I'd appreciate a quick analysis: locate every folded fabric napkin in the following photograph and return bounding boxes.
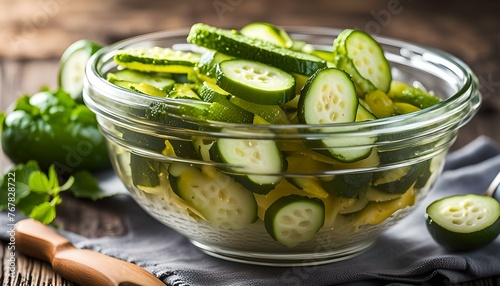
[2,136,500,286]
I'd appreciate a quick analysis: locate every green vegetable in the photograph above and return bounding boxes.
[209,133,285,194]
[114,46,200,74]
[0,88,110,173]
[264,194,325,247]
[0,160,112,224]
[240,22,293,48]
[169,164,258,229]
[333,29,392,94]
[58,39,102,103]
[426,194,500,251]
[216,59,296,105]
[187,23,326,76]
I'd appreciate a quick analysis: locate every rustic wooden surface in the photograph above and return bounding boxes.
[1,0,499,285]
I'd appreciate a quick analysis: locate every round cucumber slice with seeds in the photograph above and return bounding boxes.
[216,59,295,105]
[58,39,102,103]
[209,131,285,194]
[426,194,500,251]
[298,67,373,162]
[333,29,392,94]
[264,194,325,247]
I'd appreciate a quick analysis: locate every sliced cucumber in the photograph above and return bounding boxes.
[192,136,215,161]
[216,59,295,105]
[168,83,202,100]
[114,47,200,74]
[199,81,231,103]
[338,192,370,215]
[264,194,325,247]
[298,68,358,125]
[130,153,161,189]
[131,82,168,97]
[229,96,290,124]
[286,177,329,198]
[107,69,175,92]
[372,165,421,194]
[321,173,372,198]
[333,29,391,94]
[392,87,442,109]
[197,50,234,79]
[187,23,326,76]
[365,186,402,202]
[426,194,500,251]
[298,68,374,162]
[58,39,102,103]
[209,133,285,194]
[240,22,293,48]
[206,101,254,123]
[356,99,377,121]
[163,139,199,159]
[169,164,258,229]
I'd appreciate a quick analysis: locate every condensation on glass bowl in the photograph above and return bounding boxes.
[84,27,481,266]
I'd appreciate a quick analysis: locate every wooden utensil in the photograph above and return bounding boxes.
[15,218,165,286]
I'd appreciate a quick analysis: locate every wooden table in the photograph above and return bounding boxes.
[1,0,499,285]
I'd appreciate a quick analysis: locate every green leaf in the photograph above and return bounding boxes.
[69,170,111,200]
[16,192,50,215]
[29,171,51,193]
[30,201,57,225]
[47,165,60,191]
[0,161,41,210]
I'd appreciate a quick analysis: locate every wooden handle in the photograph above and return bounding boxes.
[15,219,165,286]
[15,218,74,263]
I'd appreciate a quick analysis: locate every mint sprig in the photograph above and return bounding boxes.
[0,160,112,224]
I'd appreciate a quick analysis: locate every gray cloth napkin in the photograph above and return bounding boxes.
[2,136,500,286]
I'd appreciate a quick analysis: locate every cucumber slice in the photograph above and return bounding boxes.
[130,153,161,189]
[333,29,391,94]
[298,68,358,125]
[240,22,293,48]
[107,69,175,92]
[132,82,168,97]
[114,47,200,74]
[168,83,201,100]
[286,177,329,198]
[197,50,234,78]
[229,96,290,124]
[58,39,102,103]
[372,165,421,194]
[426,194,500,251]
[356,99,377,121]
[209,133,285,194]
[264,194,325,247]
[199,81,231,103]
[206,101,254,123]
[187,23,326,76]
[216,59,295,105]
[392,87,442,109]
[298,68,373,162]
[321,173,372,198]
[169,164,258,229]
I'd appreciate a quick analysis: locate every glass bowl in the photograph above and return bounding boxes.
[83,27,481,266]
